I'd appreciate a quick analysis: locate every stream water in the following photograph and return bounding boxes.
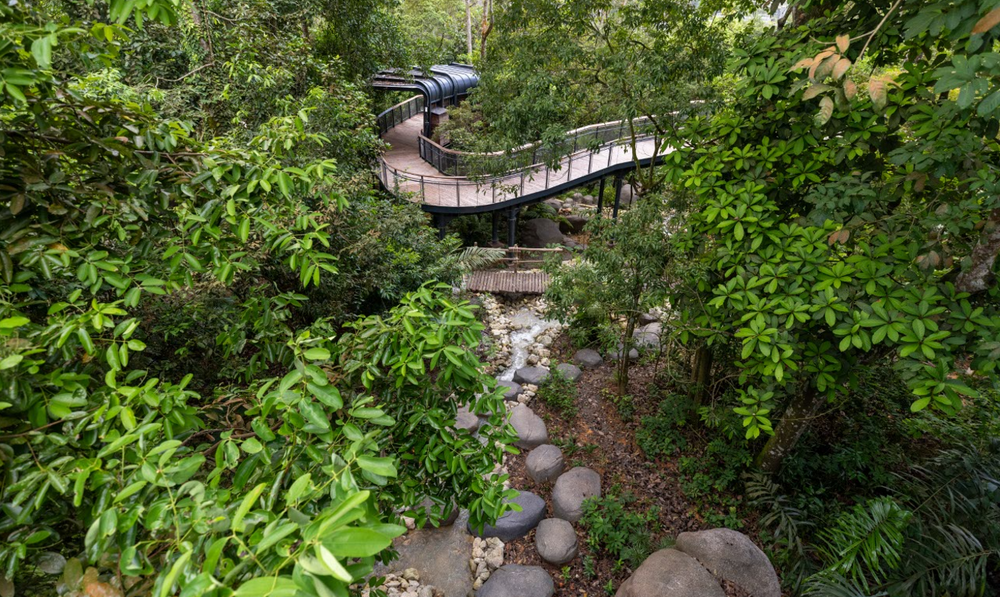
[498,309,560,382]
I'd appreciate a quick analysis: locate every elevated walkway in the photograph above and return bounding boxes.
[376,97,674,218]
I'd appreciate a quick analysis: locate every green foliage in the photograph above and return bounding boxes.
[0,3,509,595]
[636,393,691,458]
[472,0,734,154]
[817,498,912,591]
[677,435,751,528]
[537,368,578,417]
[580,489,660,571]
[664,0,1000,459]
[546,197,676,392]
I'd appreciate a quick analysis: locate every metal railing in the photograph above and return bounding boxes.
[376,95,425,136]
[416,116,660,177]
[377,122,669,209]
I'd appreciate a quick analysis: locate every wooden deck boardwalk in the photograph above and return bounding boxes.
[379,113,669,210]
[465,270,551,294]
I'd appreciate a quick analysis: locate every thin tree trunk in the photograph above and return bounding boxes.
[691,345,712,409]
[755,385,824,473]
[956,208,1000,293]
[465,0,473,58]
[189,2,214,61]
[618,314,637,393]
[480,0,492,61]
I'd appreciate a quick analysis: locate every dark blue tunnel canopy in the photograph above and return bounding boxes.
[372,63,478,108]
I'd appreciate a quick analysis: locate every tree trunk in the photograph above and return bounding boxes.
[754,385,825,473]
[189,2,214,61]
[480,0,492,61]
[691,345,712,409]
[465,0,473,58]
[617,315,637,394]
[956,208,1000,294]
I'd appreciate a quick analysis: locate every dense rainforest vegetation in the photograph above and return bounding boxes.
[2,0,1000,596]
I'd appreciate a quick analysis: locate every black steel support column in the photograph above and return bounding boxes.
[612,174,624,219]
[507,207,519,247]
[435,213,450,239]
[597,177,605,215]
[491,212,499,244]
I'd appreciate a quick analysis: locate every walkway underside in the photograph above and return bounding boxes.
[379,114,669,215]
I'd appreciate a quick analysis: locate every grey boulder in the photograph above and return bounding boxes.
[615,549,724,597]
[633,322,661,349]
[477,565,554,597]
[470,491,546,542]
[572,349,603,369]
[675,528,781,597]
[552,467,601,522]
[638,312,659,326]
[523,218,564,248]
[509,405,548,449]
[555,363,582,382]
[535,518,578,565]
[608,347,639,361]
[514,366,550,386]
[559,215,589,235]
[526,444,565,484]
[455,406,481,433]
[618,183,636,207]
[498,380,522,401]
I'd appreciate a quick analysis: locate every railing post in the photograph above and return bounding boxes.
[520,169,525,196]
[421,175,425,197]
[597,176,605,215]
[455,180,460,207]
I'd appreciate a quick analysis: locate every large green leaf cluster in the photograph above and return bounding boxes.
[666,0,1000,441]
[0,2,513,595]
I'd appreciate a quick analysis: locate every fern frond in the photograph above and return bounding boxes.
[804,571,888,597]
[890,524,990,597]
[817,498,911,589]
[452,246,505,273]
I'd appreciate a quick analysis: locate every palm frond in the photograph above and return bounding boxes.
[817,498,911,589]
[804,571,888,597]
[452,246,506,273]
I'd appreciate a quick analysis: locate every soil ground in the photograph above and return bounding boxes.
[502,332,764,596]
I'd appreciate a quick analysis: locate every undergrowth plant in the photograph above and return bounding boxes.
[580,488,662,571]
[537,368,578,417]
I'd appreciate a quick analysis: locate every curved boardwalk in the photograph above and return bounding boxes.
[378,111,670,215]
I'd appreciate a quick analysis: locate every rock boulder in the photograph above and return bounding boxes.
[514,366,550,386]
[535,518,578,565]
[522,219,564,248]
[551,467,601,522]
[498,380,522,401]
[572,349,603,369]
[526,444,565,483]
[559,215,590,235]
[470,491,546,542]
[509,405,548,449]
[555,363,582,382]
[615,549,724,597]
[675,528,781,597]
[477,565,554,597]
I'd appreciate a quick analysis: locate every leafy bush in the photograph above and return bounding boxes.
[537,368,578,417]
[0,4,512,595]
[580,489,661,571]
[636,394,692,457]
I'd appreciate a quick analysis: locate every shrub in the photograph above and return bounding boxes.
[537,368,578,417]
[636,394,692,457]
[580,489,661,571]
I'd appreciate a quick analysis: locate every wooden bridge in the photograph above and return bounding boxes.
[465,270,550,294]
[462,246,561,295]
